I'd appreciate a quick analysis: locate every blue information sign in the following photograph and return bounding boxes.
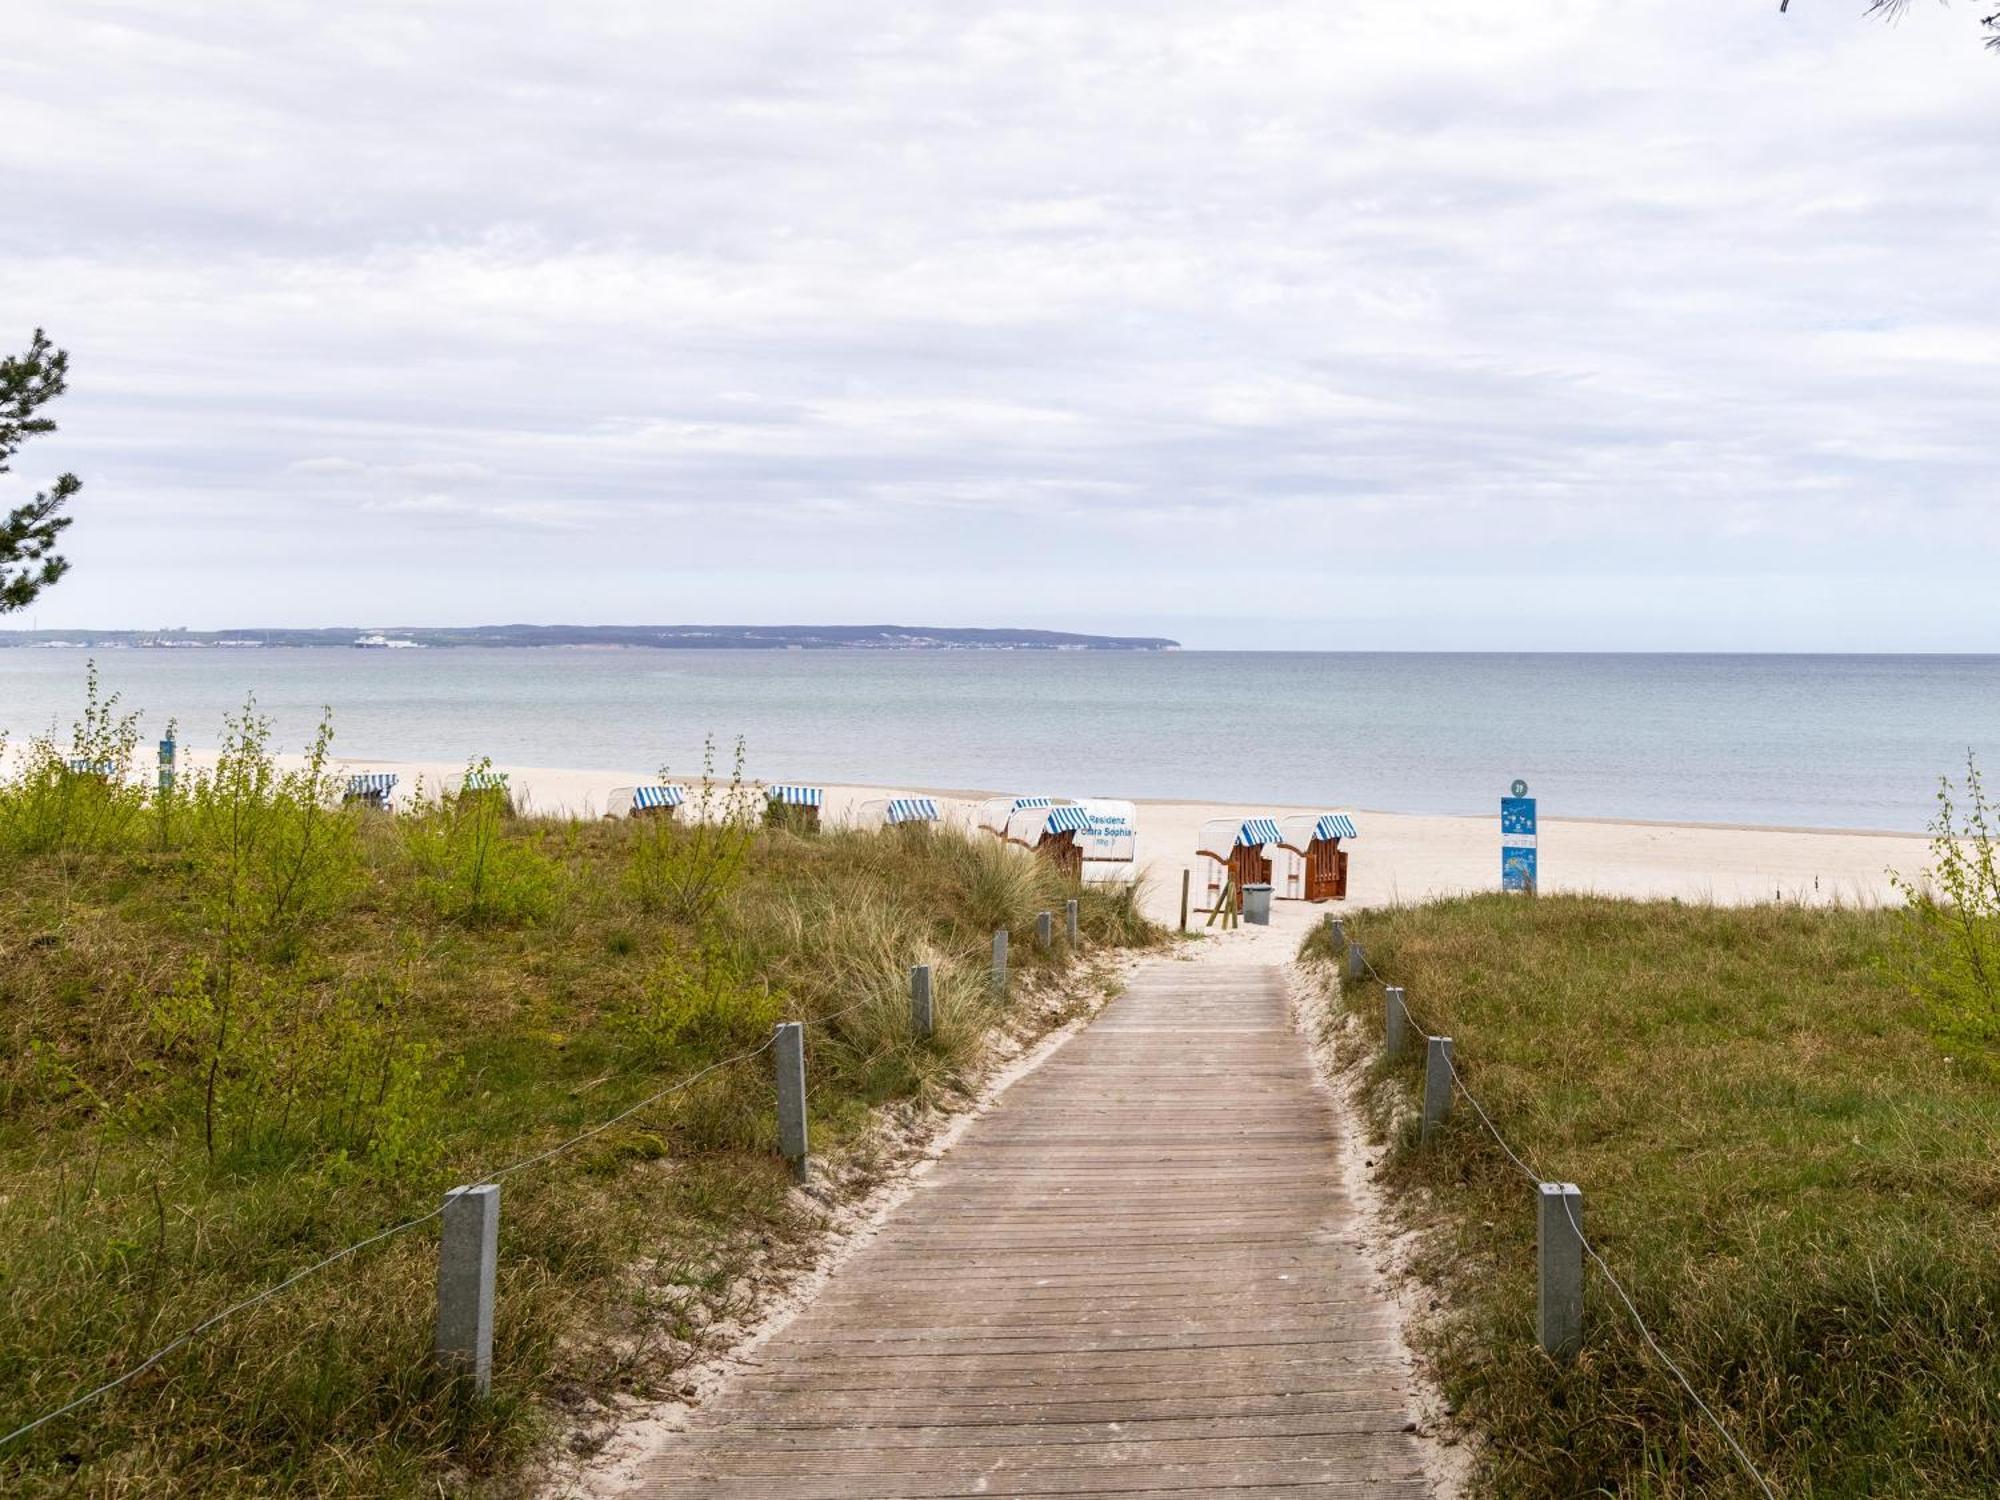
[1501,790,1537,892]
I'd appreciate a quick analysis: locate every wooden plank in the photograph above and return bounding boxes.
[625,960,1434,1498]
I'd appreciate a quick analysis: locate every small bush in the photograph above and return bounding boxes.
[1893,752,2000,1060]
[402,760,562,925]
[0,660,147,857]
[626,736,754,924]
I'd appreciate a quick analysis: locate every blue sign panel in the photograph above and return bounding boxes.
[1501,791,1537,892]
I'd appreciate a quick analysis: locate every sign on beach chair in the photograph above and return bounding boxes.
[765,783,823,833]
[344,772,398,811]
[608,784,686,820]
[1003,799,1139,884]
[1271,812,1358,902]
[1196,816,1281,912]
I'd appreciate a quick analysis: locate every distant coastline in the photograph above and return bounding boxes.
[0,623,1181,652]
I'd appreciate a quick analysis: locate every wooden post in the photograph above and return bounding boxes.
[1065,897,1079,946]
[910,964,934,1039]
[1036,911,1053,951]
[436,1183,500,1395]
[1538,1183,1585,1360]
[1385,986,1409,1059]
[774,1022,808,1182]
[1422,1036,1453,1142]
[1346,941,1365,980]
[1179,869,1190,932]
[991,929,1008,994]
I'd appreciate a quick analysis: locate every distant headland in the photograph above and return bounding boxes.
[0,624,1181,652]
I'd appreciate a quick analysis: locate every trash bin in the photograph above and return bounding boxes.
[1241,882,1274,926]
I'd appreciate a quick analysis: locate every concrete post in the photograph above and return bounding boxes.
[991,929,1009,994]
[436,1183,500,1395]
[1179,869,1190,932]
[1036,911,1053,951]
[1065,897,1079,946]
[910,964,934,1039]
[1538,1182,1585,1360]
[1385,986,1409,1059]
[774,1021,808,1182]
[1347,942,1366,981]
[1422,1036,1453,1141]
[1329,916,1345,951]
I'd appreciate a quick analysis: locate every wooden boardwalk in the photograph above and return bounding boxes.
[632,958,1433,1498]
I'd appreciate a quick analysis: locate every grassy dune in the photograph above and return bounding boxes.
[1304,895,2000,1500]
[0,710,1158,1497]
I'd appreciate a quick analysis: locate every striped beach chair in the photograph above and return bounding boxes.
[765,783,824,833]
[608,784,687,820]
[344,772,399,812]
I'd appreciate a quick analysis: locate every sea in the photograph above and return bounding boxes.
[3,648,1997,833]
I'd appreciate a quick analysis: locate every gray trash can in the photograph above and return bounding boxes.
[1241,882,1274,925]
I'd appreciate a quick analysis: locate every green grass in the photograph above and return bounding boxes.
[0,774,1159,1497]
[1302,895,2000,1500]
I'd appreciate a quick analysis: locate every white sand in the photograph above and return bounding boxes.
[295,754,1933,945]
[29,743,1927,949]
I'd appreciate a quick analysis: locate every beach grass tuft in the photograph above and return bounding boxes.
[1305,894,2000,1499]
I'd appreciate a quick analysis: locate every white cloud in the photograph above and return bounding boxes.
[2,0,1995,646]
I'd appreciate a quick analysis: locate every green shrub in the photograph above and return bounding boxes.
[1893,752,2000,1060]
[626,737,754,924]
[402,759,561,925]
[0,660,147,857]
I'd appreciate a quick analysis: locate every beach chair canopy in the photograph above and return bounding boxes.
[66,758,117,776]
[346,773,398,797]
[885,796,939,824]
[1044,805,1093,835]
[767,784,823,807]
[1011,796,1053,811]
[463,770,509,790]
[632,784,686,810]
[1314,813,1359,841]
[1238,817,1283,848]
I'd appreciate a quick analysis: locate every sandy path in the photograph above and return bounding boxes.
[610,944,1445,1498]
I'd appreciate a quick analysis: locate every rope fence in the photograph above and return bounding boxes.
[1,917,1069,1454]
[1326,916,1779,1500]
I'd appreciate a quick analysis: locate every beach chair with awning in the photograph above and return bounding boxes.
[765,783,823,833]
[1272,812,1358,902]
[344,772,398,812]
[608,784,686,820]
[65,758,118,780]
[857,795,942,829]
[975,795,1052,840]
[1196,816,1280,913]
[458,768,514,815]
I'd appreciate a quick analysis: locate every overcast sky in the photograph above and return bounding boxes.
[3,1,1995,649]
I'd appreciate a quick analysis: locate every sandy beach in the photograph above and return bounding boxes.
[133,751,1924,946]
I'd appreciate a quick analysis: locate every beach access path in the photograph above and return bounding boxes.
[621,942,1437,1499]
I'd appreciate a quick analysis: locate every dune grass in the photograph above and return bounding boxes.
[0,704,1160,1497]
[1302,895,2000,1500]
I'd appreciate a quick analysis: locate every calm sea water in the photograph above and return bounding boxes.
[2,649,1996,832]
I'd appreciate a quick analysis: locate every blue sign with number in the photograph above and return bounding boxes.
[1501,790,1537,891]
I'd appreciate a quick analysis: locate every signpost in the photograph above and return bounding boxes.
[1501,778,1537,893]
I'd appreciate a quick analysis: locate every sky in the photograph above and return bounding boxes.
[2,0,1995,650]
